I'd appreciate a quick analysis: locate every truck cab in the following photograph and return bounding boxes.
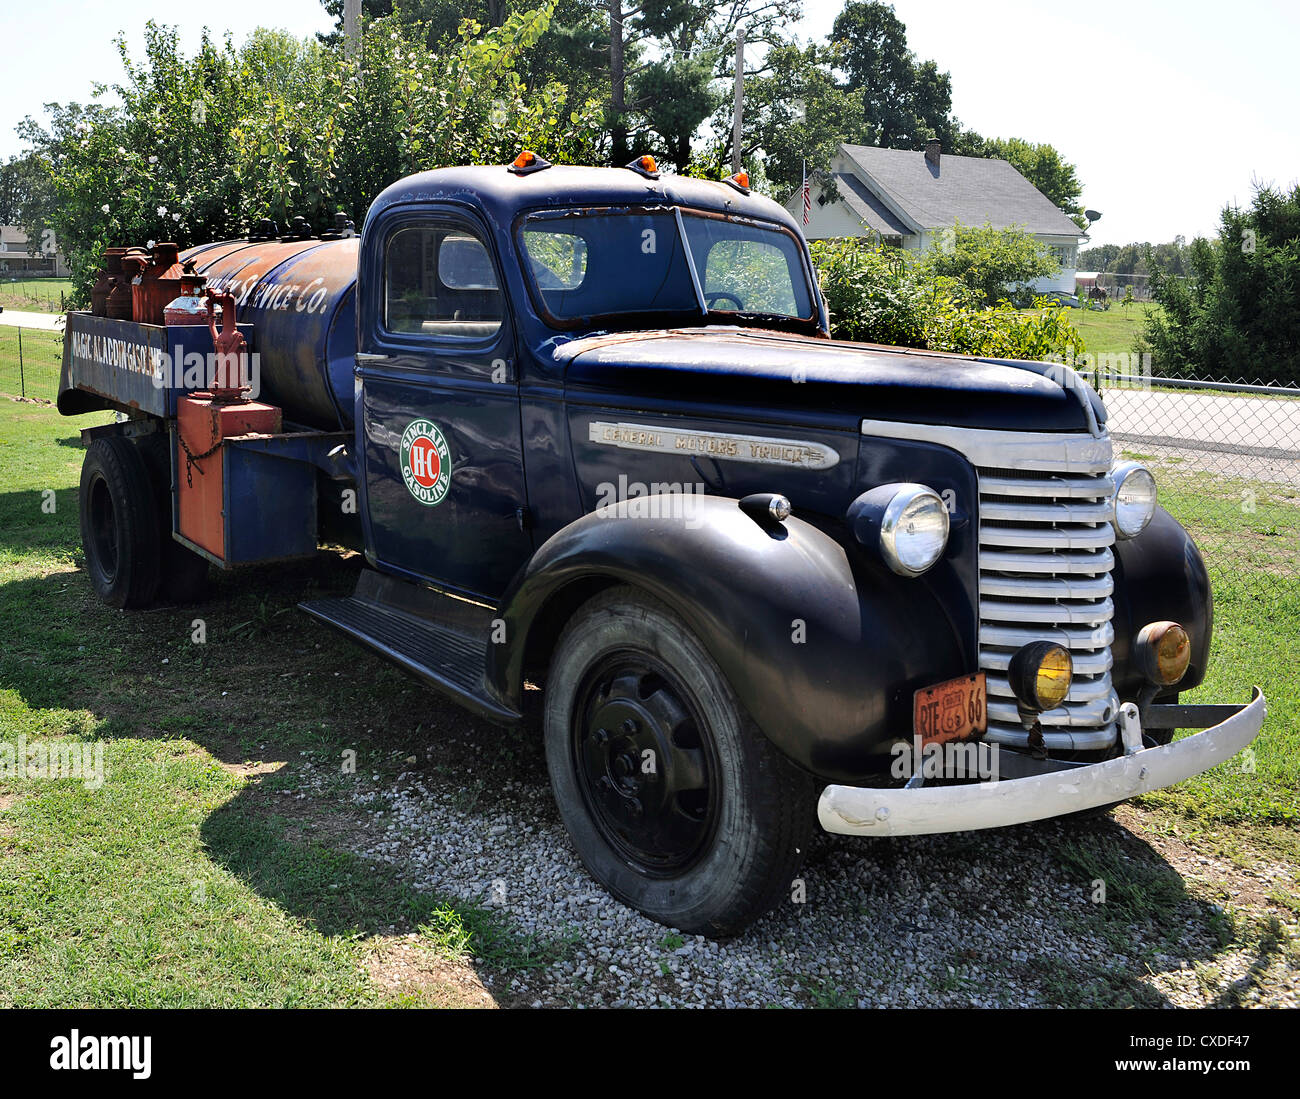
[59,157,1265,937]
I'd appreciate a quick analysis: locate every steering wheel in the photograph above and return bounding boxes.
[705,290,744,311]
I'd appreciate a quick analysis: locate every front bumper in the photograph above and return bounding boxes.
[817,688,1266,837]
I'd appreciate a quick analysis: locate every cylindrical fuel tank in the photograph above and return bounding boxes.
[181,237,358,430]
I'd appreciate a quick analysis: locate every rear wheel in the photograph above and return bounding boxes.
[544,586,816,937]
[79,437,161,609]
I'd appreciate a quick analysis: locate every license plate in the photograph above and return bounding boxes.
[913,673,987,746]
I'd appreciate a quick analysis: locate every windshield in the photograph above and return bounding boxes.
[519,207,815,327]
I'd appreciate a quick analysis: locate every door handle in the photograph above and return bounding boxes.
[355,352,394,365]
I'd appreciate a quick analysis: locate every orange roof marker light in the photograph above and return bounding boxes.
[725,169,751,194]
[625,154,660,179]
[508,150,553,175]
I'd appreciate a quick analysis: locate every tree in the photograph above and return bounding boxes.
[918,222,1060,306]
[829,1,966,150]
[1142,183,1300,384]
[1077,242,1120,272]
[0,153,56,243]
[21,4,605,302]
[739,41,868,191]
[322,0,802,171]
[1079,238,1191,277]
[320,1,610,112]
[638,53,721,170]
[979,137,1085,229]
[831,1,915,146]
[621,0,801,170]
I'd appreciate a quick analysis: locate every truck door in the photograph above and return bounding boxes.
[355,206,531,601]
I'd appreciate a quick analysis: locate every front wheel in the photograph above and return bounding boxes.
[544,586,816,937]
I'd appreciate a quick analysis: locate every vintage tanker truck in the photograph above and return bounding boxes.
[58,155,1265,935]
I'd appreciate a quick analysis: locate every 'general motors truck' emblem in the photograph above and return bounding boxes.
[400,419,452,506]
[588,421,839,470]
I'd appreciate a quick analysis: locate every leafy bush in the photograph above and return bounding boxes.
[925,296,1086,361]
[809,237,1084,362]
[20,3,604,304]
[917,221,1060,307]
[806,237,936,347]
[1142,184,1300,386]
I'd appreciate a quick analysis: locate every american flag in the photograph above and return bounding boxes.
[800,162,811,226]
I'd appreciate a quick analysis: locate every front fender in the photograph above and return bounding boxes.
[1111,505,1214,696]
[488,495,965,782]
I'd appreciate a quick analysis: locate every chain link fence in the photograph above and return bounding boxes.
[0,324,63,402]
[1099,374,1300,609]
[0,276,70,311]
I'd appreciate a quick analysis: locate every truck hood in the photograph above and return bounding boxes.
[553,327,1104,434]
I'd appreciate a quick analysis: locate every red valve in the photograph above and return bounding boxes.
[204,289,249,401]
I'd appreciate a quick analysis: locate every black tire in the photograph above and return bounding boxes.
[135,432,210,604]
[79,437,161,609]
[544,586,817,938]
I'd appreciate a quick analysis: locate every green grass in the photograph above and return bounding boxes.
[0,399,573,1007]
[0,391,1294,1007]
[1067,301,1161,355]
[1055,832,1211,950]
[0,277,72,314]
[0,327,63,402]
[795,974,856,1008]
[1131,464,1300,825]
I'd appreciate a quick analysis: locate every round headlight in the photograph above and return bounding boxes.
[1135,620,1191,686]
[1112,462,1156,539]
[880,486,950,577]
[1008,641,1074,712]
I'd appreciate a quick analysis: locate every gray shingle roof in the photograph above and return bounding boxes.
[831,173,911,236]
[840,144,1084,238]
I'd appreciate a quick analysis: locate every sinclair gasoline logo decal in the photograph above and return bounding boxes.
[400,419,452,506]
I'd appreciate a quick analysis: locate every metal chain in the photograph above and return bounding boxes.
[178,431,222,487]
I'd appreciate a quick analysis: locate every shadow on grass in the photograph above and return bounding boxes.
[200,781,571,977]
[0,545,572,987]
[0,487,88,556]
[0,535,1265,1005]
[810,814,1237,1007]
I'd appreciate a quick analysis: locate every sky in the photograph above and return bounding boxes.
[2,0,1296,248]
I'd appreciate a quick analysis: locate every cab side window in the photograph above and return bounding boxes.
[384,226,503,339]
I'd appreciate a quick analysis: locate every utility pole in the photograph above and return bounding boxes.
[610,0,628,163]
[731,28,745,174]
[344,0,361,62]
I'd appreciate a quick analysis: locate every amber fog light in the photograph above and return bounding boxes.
[1008,641,1074,712]
[1136,620,1191,686]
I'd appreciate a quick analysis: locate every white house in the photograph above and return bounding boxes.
[785,142,1086,295]
[0,225,70,277]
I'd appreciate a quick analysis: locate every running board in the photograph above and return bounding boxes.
[299,590,520,725]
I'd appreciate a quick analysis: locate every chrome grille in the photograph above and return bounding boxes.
[858,417,1122,755]
[977,465,1120,751]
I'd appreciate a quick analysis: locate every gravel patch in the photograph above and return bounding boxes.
[276,724,1299,1009]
